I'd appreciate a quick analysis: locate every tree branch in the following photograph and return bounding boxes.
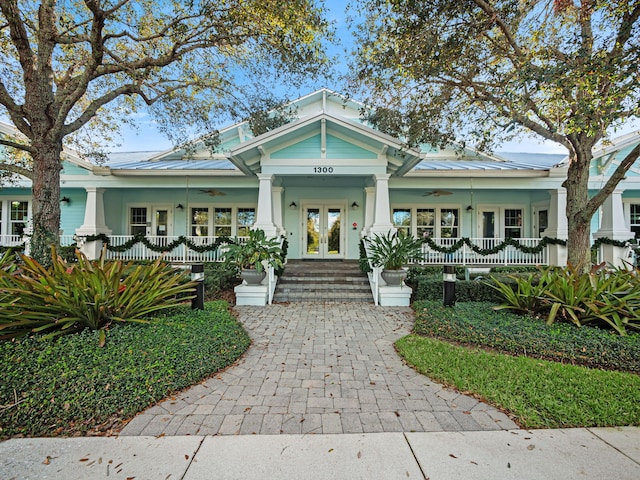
[586,142,640,217]
[0,136,35,154]
[0,161,33,179]
[0,0,34,74]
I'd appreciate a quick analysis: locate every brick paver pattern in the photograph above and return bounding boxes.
[120,303,519,436]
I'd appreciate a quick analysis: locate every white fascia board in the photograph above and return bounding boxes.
[110,169,244,177]
[593,130,640,157]
[0,121,95,171]
[405,169,551,178]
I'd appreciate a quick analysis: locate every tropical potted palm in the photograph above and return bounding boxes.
[365,230,423,286]
[224,228,284,285]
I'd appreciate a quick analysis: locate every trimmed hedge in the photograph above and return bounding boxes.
[0,301,250,439]
[204,262,240,297]
[413,300,640,373]
[407,266,538,303]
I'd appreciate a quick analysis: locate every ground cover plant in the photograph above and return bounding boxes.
[402,300,640,428]
[0,248,196,345]
[413,300,640,373]
[0,301,250,439]
[396,334,640,428]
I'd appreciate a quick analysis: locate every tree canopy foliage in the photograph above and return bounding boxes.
[0,0,331,262]
[351,0,640,268]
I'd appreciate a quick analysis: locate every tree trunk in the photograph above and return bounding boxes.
[29,140,62,266]
[565,144,593,271]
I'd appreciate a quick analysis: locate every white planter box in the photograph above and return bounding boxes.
[234,283,268,306]
[378,284,412,307]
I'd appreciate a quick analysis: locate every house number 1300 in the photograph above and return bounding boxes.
[313,167,334,173]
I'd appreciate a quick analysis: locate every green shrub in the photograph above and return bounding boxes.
[0,247,196,344]
[204,262,240,297]
[0,301,251,438]
[413,300,640,373]
[411,275,513,302]
[491,264,640,335]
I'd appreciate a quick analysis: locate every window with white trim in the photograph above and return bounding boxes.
[0,199,30,243]
[392,208,411,236]
[440,208,459,238]
[129,207,147,235]
[416,208,435,238]
[191,207,209,236]
[392,207,460,238]
[504,208,523,238]
[9,201,28,236]
[190,206,256,237]
[214,207,232,237]
[237,208,256,237]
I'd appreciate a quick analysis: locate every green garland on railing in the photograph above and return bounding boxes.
[83,233,237,253]
[420,236,567,255]
[76,233,637,257]
[592,237,637,249]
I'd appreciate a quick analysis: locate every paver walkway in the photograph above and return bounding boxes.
[120,303,519,436]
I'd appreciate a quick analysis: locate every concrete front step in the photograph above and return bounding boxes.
[274,260,373,303]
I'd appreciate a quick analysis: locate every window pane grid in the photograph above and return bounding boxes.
[10,201,28,236]
[504,209,522,238]
[392,208,411,236]
[214,207,232,237]
[237,208,255,237]
[417,208,435,238]
[440,208,459,238]
[191,207,209,236]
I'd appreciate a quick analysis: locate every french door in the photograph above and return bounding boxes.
[302,204,345,259]
[129,206,173,239]
[478,208,499,250]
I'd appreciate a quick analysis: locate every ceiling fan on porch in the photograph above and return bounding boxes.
[199,189,226,196]
[422,190,452,197]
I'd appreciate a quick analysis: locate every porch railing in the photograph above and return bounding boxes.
[101,236,244,263]
[0,234,76,248]
[412,237,547,266]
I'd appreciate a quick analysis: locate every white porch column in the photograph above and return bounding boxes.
[75,187,112,259]
[593,189,634,268]
[542,189,568,266]
[362,187,376,238]
[369,174,396,236]
[272,186,285,236]
[253,173,278,237]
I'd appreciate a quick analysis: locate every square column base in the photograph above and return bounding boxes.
[598,244,634,269]
[234,283,268,306]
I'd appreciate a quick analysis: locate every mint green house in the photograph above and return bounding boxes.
[1,89,639,303]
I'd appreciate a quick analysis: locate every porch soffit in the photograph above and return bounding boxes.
[228,112,422,176]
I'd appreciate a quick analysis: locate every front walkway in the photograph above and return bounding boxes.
[120,303,519,436]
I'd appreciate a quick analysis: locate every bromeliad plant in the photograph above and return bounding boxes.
[224,228,284,273]
[0,247,196,345]
[365,230,424,270]
[490,263,640,336]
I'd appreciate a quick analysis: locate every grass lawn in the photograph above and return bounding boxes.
[397,302,640,429]
[0,301,250,439]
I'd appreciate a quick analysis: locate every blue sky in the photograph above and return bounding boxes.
[113,1,638,156]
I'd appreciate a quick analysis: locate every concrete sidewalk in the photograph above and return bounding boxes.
[2,427,639,479]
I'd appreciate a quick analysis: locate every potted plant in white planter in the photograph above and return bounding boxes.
[224,229,284,285]
[365,230,423,286]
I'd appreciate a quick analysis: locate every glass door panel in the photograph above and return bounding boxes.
[154,209,168,236]
[303,205,344,259]
[306,208,321,255]
[152,206,172,248]
[326,208,342,257]
[479,209,498,250]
